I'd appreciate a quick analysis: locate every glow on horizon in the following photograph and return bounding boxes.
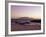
[11,6,41,19]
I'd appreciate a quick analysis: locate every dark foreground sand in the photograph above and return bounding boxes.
[11,22,41,31]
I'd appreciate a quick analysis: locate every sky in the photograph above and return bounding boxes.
[11,5,41,19]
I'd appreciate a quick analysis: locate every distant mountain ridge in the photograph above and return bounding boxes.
[11,17,31,25]
[11,17,41,23]
[15,17,41,20]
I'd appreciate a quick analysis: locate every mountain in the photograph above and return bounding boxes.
[11,17,41,23]
[15,17,34,20]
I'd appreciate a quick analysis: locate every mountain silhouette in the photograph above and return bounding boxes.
[15,17,34,20]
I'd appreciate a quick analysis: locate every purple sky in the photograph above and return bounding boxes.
[11,5,41,19]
